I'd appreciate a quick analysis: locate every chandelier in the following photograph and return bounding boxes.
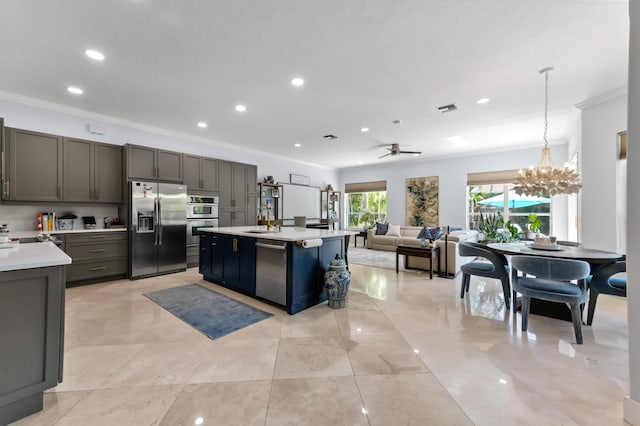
[513,67,582,196]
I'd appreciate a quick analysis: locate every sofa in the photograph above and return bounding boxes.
[366,225,479,275]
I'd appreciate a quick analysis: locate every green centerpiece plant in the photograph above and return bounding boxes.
[526,213,542,239]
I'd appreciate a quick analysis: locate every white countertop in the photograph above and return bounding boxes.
[199,226,357,241]
[2,228,127,239]
[0,241,72,272]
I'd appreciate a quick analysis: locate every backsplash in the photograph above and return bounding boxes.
[0,204,119,232]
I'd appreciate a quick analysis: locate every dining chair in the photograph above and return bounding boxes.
[510,255,590,344]
[459,241,511,308]
[586,257,626,325]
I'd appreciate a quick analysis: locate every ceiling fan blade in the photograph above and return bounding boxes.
[399,150,422,155]
[378,152,391,159]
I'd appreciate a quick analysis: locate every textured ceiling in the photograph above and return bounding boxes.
[0,0,629,168]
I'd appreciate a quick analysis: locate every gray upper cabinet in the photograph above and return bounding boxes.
[202,157,218,192]
[127,144,183,182]
[63,138,93,202]
[95,143,122,203]
[183,154,218,194]
[63,138,122,203]
[218,160,256,226]
[3,128,63,201]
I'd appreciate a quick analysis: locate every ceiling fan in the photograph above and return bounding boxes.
[378,143,422,159]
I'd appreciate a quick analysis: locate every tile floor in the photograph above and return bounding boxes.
[11,260,629,425]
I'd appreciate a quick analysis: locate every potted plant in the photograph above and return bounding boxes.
[478,212,503,242]
[57,212,77,230]
[526,213,541,240]
[359,210,376,231]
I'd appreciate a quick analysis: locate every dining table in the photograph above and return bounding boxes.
[486,241,624,321]
[486,242,623,267]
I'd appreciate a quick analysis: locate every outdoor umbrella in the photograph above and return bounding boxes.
[478,190,550,209]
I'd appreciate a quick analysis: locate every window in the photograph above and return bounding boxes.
[347,192,387,229]
[468,184,551,235]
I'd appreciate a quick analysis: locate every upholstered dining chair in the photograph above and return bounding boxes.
[586,257,627,325]
[510,255,590,344]
[459,241,511,308]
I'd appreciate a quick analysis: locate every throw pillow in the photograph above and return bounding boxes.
[375,222,389,235]
[387,223,401,237]
[429,226,442,240]
[416,226,433,240]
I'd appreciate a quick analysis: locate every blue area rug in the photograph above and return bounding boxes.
[144,284,273,339]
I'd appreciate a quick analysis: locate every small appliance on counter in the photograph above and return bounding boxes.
[82,216,97,229]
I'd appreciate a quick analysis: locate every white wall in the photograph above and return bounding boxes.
[339,144,569,237]
[579,94,628,252]
[0,97,339,230]
[625,1,639,423]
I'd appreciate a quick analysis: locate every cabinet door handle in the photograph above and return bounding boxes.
[57,186,61,198]
[90,266,108,271]
[89,235,106,239]
[90,248,107,253]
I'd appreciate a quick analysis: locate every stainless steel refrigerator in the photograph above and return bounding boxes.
[130,181,187,278]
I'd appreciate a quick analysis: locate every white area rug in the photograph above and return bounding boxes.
[347,247,423,273]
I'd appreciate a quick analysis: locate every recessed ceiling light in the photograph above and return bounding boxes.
[85,49,105,61]
[361,127,369,132]
[294,143,301,147]
[67,86,83,95]
[235,104,246,112]
[477,98,490,104]
[197,122,207,128]
[291,77,304,87]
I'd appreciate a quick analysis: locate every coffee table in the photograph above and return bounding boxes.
[396,245,440,279]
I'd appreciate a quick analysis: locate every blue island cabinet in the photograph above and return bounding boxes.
[199,233,256,296]
[199,231,346,314]
[287,236,344,314]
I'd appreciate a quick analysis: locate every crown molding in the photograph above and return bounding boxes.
[0,90,335,171]
[575,86,628,110]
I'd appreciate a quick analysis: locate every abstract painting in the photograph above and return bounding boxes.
[406,176,439,226]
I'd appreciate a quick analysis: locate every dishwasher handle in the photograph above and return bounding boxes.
[255,242,286,251]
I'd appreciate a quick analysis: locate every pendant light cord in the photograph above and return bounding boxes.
[540,67,553,149]
[543,70,549,148]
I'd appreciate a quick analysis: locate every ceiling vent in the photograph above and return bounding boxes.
[437,103,458,113]
[323,134,338,140]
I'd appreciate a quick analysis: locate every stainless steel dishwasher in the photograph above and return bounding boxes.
[255,239,287,305]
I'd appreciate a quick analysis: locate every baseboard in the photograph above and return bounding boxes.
[624,396,640,424]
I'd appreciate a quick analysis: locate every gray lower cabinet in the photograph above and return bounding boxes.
[183,154,218,193]
[63,138,122,203]
[127,144,183,182]
[3,128,63,201]
[64,232,127,283]
[0,265,65,425]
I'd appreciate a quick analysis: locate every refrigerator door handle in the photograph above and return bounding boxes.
[158,197,163,245]
[154,196,159,246]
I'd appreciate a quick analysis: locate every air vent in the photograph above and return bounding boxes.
[323,134,338,140]
[437,103,458,113]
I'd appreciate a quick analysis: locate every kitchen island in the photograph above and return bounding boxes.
[199,226,357,314]
[0,242,71,425]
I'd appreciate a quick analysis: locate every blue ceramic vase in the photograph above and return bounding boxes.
[324,254,351,309]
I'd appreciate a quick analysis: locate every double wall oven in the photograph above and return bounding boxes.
[186,195,219,266]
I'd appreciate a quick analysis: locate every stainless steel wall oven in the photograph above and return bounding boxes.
[186,195,219,267]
